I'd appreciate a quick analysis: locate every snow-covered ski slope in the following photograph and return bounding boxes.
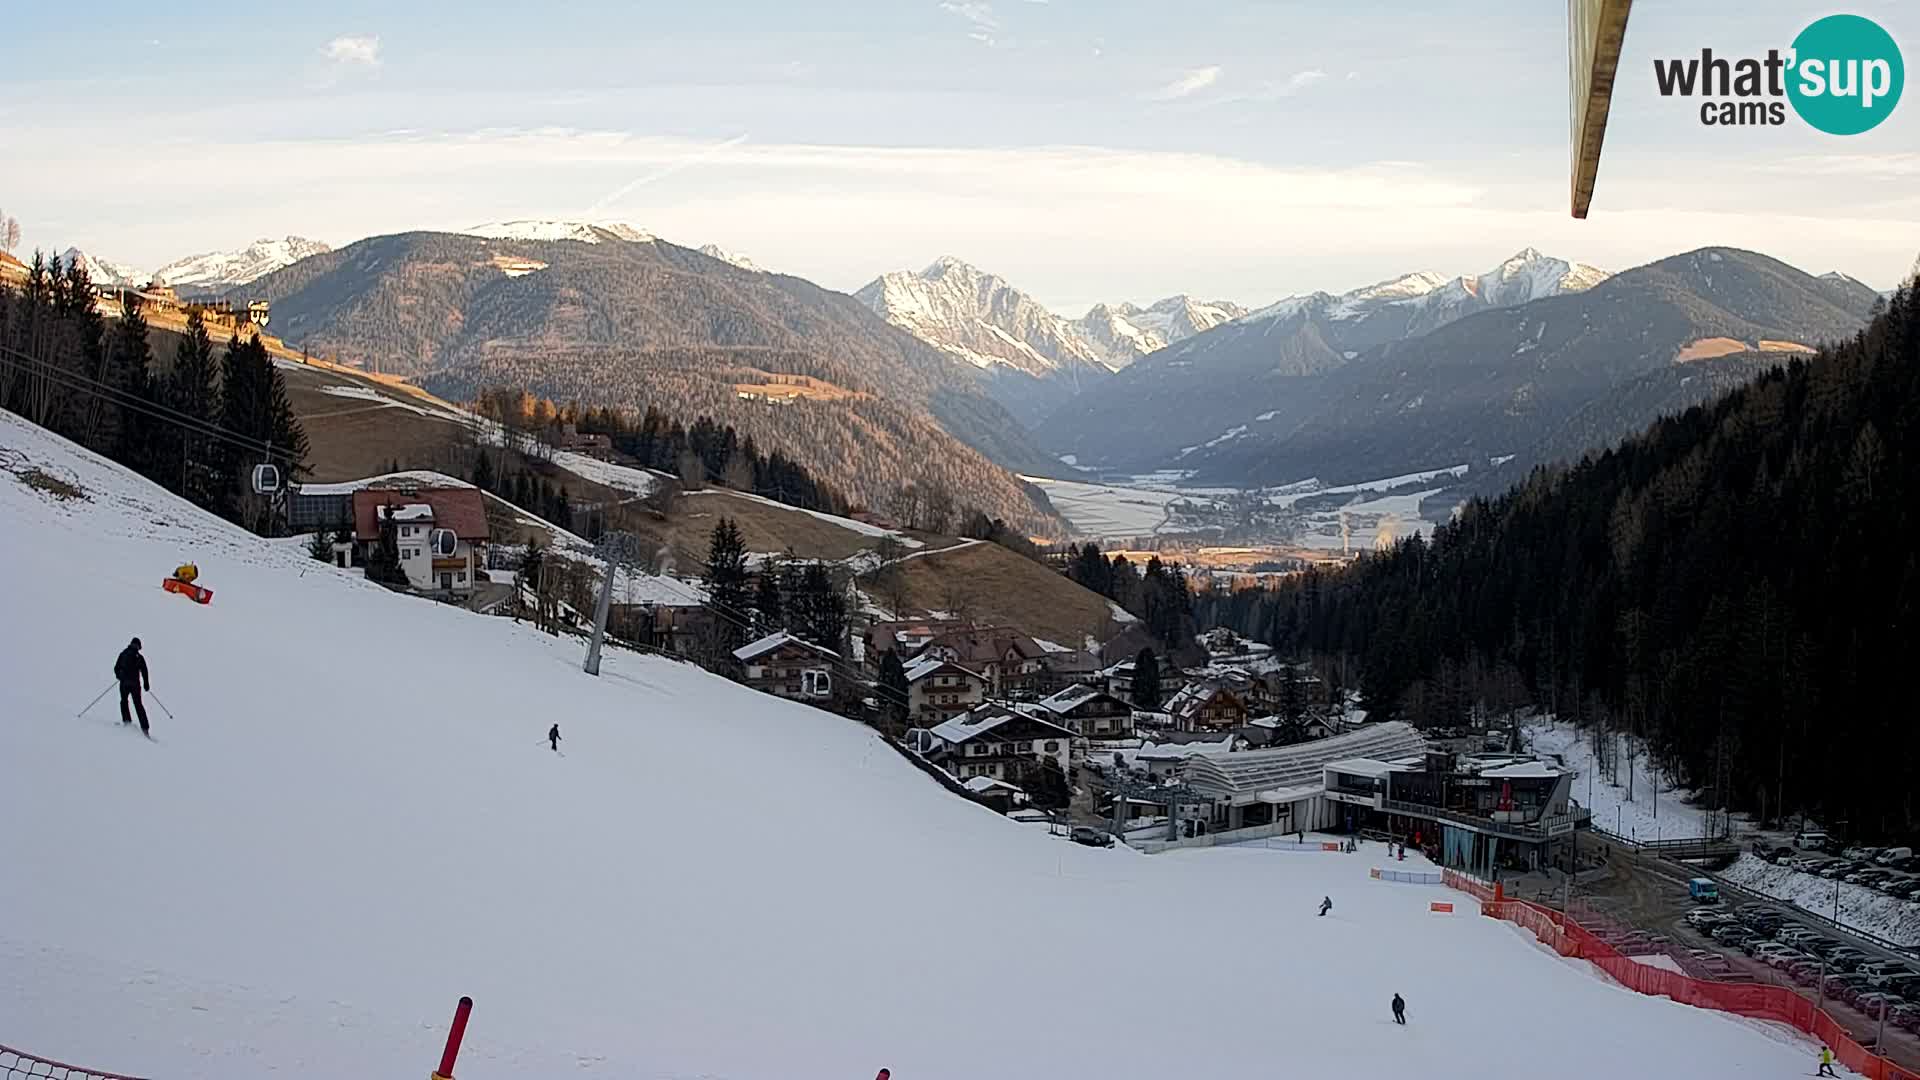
[0,411,1836,1079]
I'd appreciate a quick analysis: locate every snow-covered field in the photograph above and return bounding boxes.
[1527,718,1715,842]
[1721,855,1920,947]
[1019,475,1187,539]
[0,411,1844,1079]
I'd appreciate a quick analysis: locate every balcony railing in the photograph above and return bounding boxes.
[1381,799,1591,842]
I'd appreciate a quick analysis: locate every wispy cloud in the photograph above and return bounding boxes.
[1265,69,1328,98]
[939,1,1000,43]
[1150,66,1221,101]
[323,35,382,68]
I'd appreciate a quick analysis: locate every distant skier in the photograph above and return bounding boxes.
[1391,993,1406,1025]
[1318,895,1332,917]
[548,723,561,752]
[113,637,150,735]
[1817,1046,1838,1077]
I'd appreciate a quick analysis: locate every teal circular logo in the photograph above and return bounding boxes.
[1788,14,1904,135]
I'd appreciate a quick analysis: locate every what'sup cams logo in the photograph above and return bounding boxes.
[1654,14,1903,133]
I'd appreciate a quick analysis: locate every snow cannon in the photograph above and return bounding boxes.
[163,563,213,604]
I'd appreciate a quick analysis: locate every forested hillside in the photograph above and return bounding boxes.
[1201,280,1919,837]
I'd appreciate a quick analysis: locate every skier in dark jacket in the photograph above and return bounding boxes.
[548,723,561,752]
[114,637,150,734]
[1318,895,1332,917]
[1391,993,1406,1025]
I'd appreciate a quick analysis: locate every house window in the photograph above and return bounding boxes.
[1045,741,1059,753]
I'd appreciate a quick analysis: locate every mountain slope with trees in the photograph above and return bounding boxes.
[235,231,1062,532]
[1203,278,1919,837]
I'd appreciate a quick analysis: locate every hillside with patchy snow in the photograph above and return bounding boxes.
[0,407,1838,1079]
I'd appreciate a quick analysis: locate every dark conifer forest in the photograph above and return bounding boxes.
[1198,281,1919,838]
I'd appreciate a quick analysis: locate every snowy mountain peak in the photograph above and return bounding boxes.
[57,247,148,288]
[153,236,331,291]
[1242,251,1607,330]
[697,244,762,272]
[463,220,656,244]
[856,259,1116,378]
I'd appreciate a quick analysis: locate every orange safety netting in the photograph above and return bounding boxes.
[1440,871,1920,1080]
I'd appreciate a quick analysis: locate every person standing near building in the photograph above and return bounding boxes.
[114,637,150,735]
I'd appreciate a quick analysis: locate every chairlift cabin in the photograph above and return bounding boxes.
[251,463,283,495]
[430,527,458,557]
[801,669,832,700]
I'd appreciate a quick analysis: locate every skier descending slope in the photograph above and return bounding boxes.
[114,637,151,736]
[1392,993,1407,1025]
[549,723,562,753]
[1318,895,1332,917]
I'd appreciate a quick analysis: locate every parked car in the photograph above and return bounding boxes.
[1825,973,1872,999]
[1687,909,1730,928]
[1820,862,1855,879]
[1829,950,1872,973]
[1713,925,1756,945]
[1892,856,1920,872]
[1860,960,1909,981]
[1890,880,1920,900]
[1877,847,1915,865]
[1878,974,1920,999]
[1877,877,1916,895]
[1862,993,1908,1019]
[1891,1003,1920,1033]
[1069,826,1115,848]
[1845,846,1882,862]
[1790,959,1827,985]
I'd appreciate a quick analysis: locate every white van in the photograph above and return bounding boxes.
[1797,830,1830,849]
[1875,846,1913,865]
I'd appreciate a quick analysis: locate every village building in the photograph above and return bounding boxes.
[1173,721,1431,835]
[732,631,839,702]
[1164,679,1251,732]
[909,704,1075,784]
[904,656,988,723]
[1031,684,1136,740]
[350,487,490,594]
[1322,752,1589,875]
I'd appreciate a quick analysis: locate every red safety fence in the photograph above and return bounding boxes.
[1440,872,1920,1080]
[1,1044,151,1080]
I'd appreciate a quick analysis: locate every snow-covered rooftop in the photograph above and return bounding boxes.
[386,503,433,523]
[732,631,837,663]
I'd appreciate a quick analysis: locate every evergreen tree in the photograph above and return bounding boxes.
[878,648,911,731]
[703,516,751,649]
[107,292,157,478]
[753,558,785,634]
[798,562,847,651]
[308,528,335,562]
[1131,647,1162,710]
[364,515,407,586]
[164,310,221,509]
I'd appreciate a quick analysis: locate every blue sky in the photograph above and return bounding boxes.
[3,1,1916,311]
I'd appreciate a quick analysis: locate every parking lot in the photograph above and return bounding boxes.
[1563,843,1920,1071]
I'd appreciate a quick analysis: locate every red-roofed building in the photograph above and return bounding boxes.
[350,487,491,593]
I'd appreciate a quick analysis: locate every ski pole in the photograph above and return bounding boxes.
[148,691,178,722]
[76,682,115,718]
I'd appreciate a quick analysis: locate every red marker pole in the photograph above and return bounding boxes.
[432,997,473,1080]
